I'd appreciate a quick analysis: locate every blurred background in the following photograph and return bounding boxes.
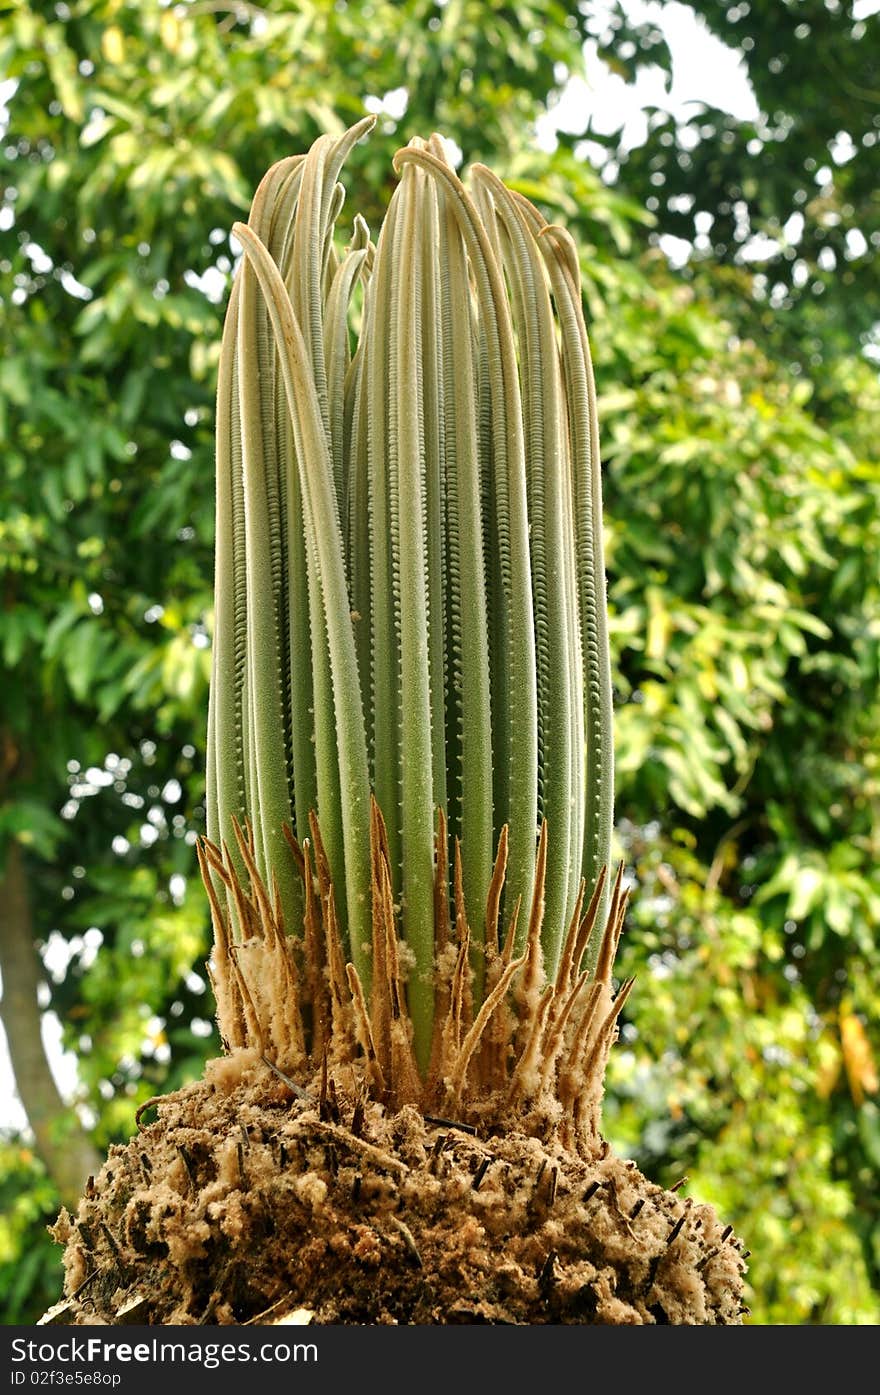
[1,0,878,1324]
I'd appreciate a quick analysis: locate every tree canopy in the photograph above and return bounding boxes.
[1,0,878,1324]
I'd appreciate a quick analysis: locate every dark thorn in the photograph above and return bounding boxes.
[741,1249,751,1258]
[85,1175,95,1198]
[100,1224,127,1276]
[539,1250,558,1292]
[276,1138,287,1169]
[260,1054,310,1101]
[139,1151,152,1177]
[352,1097,365,1137]
[319,1054,337,1122]
[236,1141,247,1188]
[629,1198,646,1220]
[352,1174,362,1203]
[670,1175,688,1192]
[176,1145,195,1192]
[534,1159,547,1189]
[694,1217,702,1230]
[697,1247,719,1272]
[472,1157,490,1190]
[239,1124,250,1151]
[76,1222,94,1251]
[583,1180,602,1203]
[546,1166,558,1208]
[721,1225,734,1243]
[423,1114,477,1135]
[740,1306,751,1316]
[667,1215,687,1245]
[429,1134,448,1170]
[325,1142,338,1175]
[642,1253,662,1298]
[391,1216,422,1268]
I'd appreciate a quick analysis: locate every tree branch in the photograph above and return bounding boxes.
[0,840,101,1210]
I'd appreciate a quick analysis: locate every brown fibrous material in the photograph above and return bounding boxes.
[50,803,747,1324]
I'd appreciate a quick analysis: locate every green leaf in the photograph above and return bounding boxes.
[787,866,824,922]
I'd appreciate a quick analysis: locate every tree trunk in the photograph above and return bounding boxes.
[0,839,101,1209]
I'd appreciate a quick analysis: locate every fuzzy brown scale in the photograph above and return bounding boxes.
[50,1061,746,1325]
[49,803,747,1325]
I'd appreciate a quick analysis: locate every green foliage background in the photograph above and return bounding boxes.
[1,0,877,1324]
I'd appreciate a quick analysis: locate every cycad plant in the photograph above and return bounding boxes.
[51,119,746,1326]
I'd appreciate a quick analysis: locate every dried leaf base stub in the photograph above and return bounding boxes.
[50,813,747,1325]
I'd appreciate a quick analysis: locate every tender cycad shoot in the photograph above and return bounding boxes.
[204,117,617,1114]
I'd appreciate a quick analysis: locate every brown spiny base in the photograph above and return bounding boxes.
[50,1052,746,1326]
[195,805,638,1150]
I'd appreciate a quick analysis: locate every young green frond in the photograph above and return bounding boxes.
[205,120,614,1072]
